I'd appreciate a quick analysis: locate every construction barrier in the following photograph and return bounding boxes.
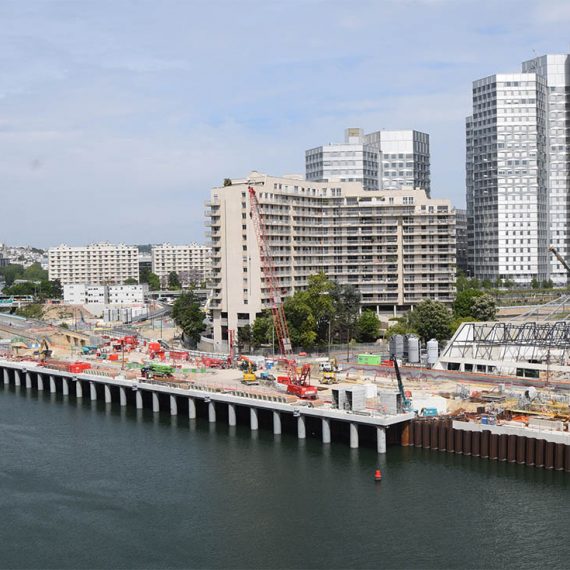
[404,418,570,472]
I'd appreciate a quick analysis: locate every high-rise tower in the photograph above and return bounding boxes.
[466,55,570,284]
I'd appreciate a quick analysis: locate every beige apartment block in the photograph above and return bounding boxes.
[206,171,456,350]
[48,243,139,285]
[151,243,211,285]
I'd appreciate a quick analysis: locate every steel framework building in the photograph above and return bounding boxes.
[436,320,570,379]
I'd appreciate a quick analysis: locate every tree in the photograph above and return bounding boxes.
[542,279,554,289]
[284,294,318,349]
[470,294,497,321]
[330,282,361,345]
[252,313,273,348]
[16,304,44,319]
[456,271,480,292]
[39,279,63,299]
[356,310,380,342]
[167,271,182,290]
[531,277,540,289]
[385,319,415,339]
[23,263,48,281]
[407,300,452,342]
[0,264,25,286]
[124,277,138,285]
[171,292,206,346]
[147,272,160,291]
[4,279,63,301]
[139,267,152,283]
[237,324,253,353]
[453,289,484,318]
[450,316,476,336]
[481,279,493,289]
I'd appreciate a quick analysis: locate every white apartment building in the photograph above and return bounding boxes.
[306,128,430,194]
[522,55,570,283]
[467,54,569,284]
[151,243,211,285]
[63,283,147,305]
[49,243,139,285]
[207,172,455,350]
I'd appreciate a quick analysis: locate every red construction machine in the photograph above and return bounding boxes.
[277,363,318,400]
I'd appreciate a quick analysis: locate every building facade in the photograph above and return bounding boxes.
[63,283,147,305]
[522,55,570,283]
[455,209,469,275]
[206,172,455,349]
[306,128,430,195]
[49,243,139,285]
[151,243,211,286]
[467,54,569,285]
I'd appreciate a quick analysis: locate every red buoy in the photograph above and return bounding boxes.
[374,469,382,481]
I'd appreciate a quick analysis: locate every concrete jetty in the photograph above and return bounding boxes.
[0,359,413,453]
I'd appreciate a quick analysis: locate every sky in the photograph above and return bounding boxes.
[1,0,569,247]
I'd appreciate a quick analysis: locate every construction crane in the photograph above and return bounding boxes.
[228,329,235,367]
[391,356,413,412]
[248,185,292,356]
[548,245,570,275]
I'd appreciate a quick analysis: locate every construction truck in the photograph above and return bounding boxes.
[141,363,175,379]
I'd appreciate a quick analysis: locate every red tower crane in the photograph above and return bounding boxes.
[248,185,292,356]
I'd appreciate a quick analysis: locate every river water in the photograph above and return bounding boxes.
[1,384,569,569]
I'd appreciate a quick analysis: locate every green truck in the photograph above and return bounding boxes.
[141,363,175,379]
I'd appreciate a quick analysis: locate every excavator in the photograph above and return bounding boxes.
[37,338,52,362]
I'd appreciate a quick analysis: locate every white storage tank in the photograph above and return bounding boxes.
[427,338,439,366]
[390,334,404,358]
[407,335,420,364]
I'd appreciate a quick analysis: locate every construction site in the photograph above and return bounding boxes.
[2,185,570,471]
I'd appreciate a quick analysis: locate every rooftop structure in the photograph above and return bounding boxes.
[306,128,430,194]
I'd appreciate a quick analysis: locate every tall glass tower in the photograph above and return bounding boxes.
[467,54,569,285]
[522,55,570,284]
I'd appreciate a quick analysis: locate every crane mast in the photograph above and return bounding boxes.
[248,186,292,355]
[548,245,570,276]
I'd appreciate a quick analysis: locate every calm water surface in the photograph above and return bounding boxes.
[1,384,569,569]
